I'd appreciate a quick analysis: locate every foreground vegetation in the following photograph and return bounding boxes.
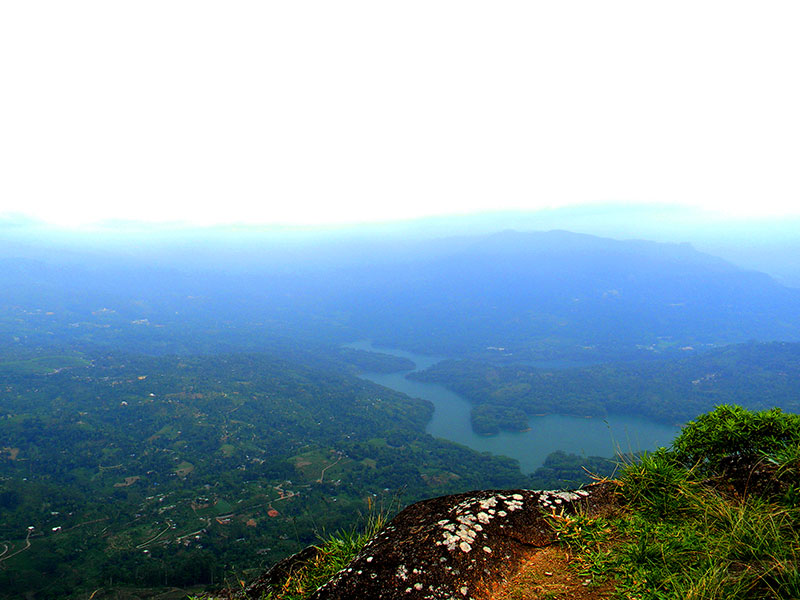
[551,406,800,599]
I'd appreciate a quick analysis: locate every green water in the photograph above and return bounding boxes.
[346,340,681,474]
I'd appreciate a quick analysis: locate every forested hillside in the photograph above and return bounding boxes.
[0,351,527,598]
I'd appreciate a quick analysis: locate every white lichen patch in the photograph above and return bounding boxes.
[457,515,476,526]
[479,497,498,509]
[539,490,582,503]
[459,541,472,553]
[457,528,475,543]
[555,491,581,501]
[483,546,492,553]
[444,530,462,546]
[537,489,585,513]
[396,565,408,580]
[434,491,539,555]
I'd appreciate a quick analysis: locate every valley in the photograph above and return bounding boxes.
[2,226,800,599]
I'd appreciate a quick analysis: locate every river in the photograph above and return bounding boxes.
[345,340,680,474]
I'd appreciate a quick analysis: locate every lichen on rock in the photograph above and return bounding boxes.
[305,483,613,600]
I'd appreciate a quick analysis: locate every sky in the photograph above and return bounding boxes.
[1,1,799,228]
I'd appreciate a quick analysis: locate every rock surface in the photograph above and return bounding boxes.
[305,483,614,600]
[242,545,321,599]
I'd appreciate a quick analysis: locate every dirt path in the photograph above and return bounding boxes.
[316,455,342,483]
[136,520,173,549]
[491,545,615,600]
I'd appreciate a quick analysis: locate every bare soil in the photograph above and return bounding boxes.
[492,545,615,600]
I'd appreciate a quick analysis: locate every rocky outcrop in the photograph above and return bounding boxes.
[245,482,614,600]
[242,545,322,599]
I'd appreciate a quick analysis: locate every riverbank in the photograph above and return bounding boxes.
[344,340,679,473]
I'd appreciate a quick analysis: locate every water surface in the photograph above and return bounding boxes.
[345,340,680,473]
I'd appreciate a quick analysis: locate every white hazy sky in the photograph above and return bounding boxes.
[1,1,799,227]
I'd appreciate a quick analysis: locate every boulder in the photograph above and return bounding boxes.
[310,483,614,600]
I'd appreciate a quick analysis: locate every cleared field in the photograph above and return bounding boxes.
[0,355,90,375]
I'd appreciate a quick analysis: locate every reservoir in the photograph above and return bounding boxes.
[345,341,681,474]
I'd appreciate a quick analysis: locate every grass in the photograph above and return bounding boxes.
[220,444,236,457]
[175,461,195,477]
[289,449,346,481]
[0,354,90,375]
[547,407,800,599]
[263,511,386,600]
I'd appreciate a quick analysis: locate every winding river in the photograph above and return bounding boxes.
[345,340,680,474]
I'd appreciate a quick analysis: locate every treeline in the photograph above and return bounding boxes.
[530,450,617,490]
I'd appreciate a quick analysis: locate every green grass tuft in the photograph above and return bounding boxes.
[262,509,387,600]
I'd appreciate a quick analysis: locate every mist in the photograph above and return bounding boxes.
[2,205,799,286]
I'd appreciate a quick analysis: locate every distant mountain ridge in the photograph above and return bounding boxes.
[342,230,800,358]
[2,229,799,360]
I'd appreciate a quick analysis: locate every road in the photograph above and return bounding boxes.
[317,455,343,483]
[136,520,174,549]
[0,528,32,563]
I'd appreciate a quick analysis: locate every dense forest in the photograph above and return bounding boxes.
[0,348,530,598]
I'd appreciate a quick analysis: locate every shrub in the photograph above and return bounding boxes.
[619,449,697,519]
[672,405,800,474]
